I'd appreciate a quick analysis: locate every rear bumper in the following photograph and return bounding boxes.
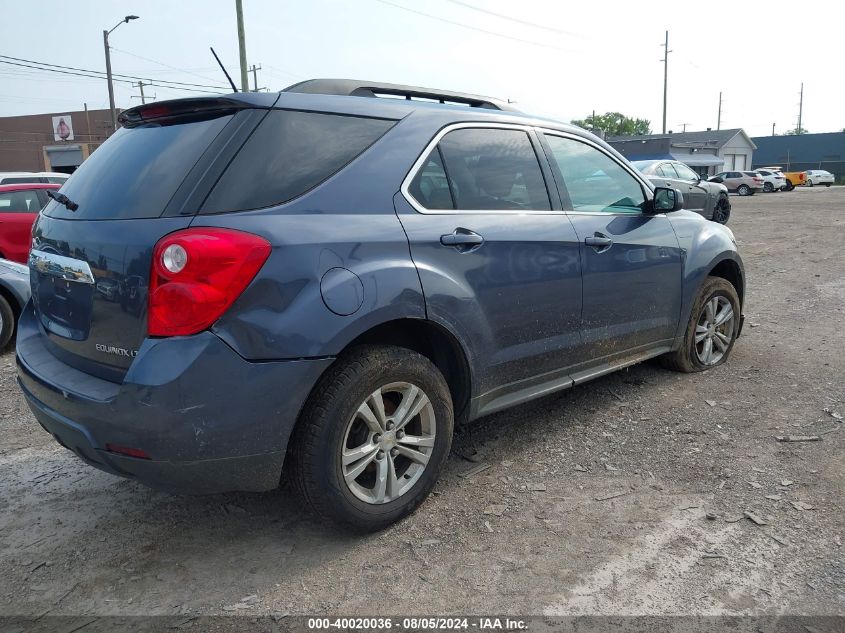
[16,304,334,493]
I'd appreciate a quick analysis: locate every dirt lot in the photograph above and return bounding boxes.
[0,187,843,618]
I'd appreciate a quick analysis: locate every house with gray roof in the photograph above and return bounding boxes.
[607,129,757,178]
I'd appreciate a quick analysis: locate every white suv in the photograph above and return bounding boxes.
[0,171,69,185]
[754,169,787,192]
[805,170,834,187]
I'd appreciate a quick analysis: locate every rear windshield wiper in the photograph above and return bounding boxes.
[46,190,79,212]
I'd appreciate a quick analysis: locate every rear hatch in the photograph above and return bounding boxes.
[30,96,274,381]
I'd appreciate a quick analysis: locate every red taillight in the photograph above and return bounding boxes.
[105,443,152,460]
[148,228,271,337]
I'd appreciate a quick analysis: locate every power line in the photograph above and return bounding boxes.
[0,54,229,90]
[372,0,570,52]
[0,59,227,95]
[443,0,579,37]
[109,47,227,86]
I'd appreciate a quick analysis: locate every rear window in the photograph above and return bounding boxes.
[1,177,45,184]
[43,115,232,220]
[200,110,395,213]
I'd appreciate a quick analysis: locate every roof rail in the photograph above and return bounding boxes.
[282,78,518,111]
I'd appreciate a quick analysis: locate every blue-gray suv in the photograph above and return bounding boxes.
[16,80,745,531]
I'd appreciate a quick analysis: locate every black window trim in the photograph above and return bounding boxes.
[401,122,559,215]
[537,129,654,217]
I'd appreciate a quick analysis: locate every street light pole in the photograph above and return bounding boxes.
[103,15,139,133]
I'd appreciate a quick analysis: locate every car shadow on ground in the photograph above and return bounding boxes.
[3,354,693,612]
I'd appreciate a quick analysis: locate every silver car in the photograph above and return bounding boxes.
[0,258,31,349]
[631,159,732,224]
[709,171,764,196]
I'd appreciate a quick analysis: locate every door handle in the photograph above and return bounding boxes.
[585,234,613,251]
[440,229,484,251]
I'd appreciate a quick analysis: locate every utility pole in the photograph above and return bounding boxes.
[660,30,671,134]
[772,122,776,136]
[133,80,151,104]
[235,0,249,92]
[679,122,689,132]
[797,82,804,135]
[249,63,262,92]
[83,102,91,139]
[717,92,722,131]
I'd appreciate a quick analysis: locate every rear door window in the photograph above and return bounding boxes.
[435,128,550,211]
[201,110,396,213]
[43,114,233,220]
[409,148,454,210]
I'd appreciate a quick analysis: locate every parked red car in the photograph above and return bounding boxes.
[0,183,59,264]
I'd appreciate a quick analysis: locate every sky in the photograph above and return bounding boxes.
[1,0,843,137]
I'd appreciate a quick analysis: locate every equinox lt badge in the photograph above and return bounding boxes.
[95,344,138,358]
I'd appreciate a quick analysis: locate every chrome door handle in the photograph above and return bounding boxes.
[440,229,484,251]
[585,235,613,251]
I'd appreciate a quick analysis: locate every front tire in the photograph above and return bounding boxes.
[0,294,15,350]
[661,277,740,373]
[289,345,454,532]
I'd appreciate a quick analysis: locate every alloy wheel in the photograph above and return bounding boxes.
[341,382,436,504]
[695,296,735,366]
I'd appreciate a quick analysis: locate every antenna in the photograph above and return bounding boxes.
[210,47,238,92]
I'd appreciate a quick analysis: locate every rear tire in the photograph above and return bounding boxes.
[0,294,15,350]
[737,184,751,196]
[660,277,740,373]
[289,345,454,532]
[763,182,774,193]
[825,183,832,187]
[785,179,794,191]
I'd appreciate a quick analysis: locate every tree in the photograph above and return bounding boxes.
[784,127,809,135]
[571,112,652,136]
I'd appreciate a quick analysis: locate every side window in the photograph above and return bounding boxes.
[543,135,646,213]
[46,177,67,184]
[0,190,41,213]
[674,163,700,181]
[436,128,550,211]
[656,163,679,178]
[202,110,396,213]
[409,148,454,210]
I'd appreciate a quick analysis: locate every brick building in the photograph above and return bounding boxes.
[0,107,117,174]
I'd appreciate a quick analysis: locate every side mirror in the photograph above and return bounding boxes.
[651,186,684,213]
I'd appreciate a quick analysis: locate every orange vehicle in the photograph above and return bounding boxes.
[760,166,806,190]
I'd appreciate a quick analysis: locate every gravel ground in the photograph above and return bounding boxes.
[0,187,842,618]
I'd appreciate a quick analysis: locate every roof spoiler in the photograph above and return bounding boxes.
[118,98,250,127]
[282,79,519,112]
